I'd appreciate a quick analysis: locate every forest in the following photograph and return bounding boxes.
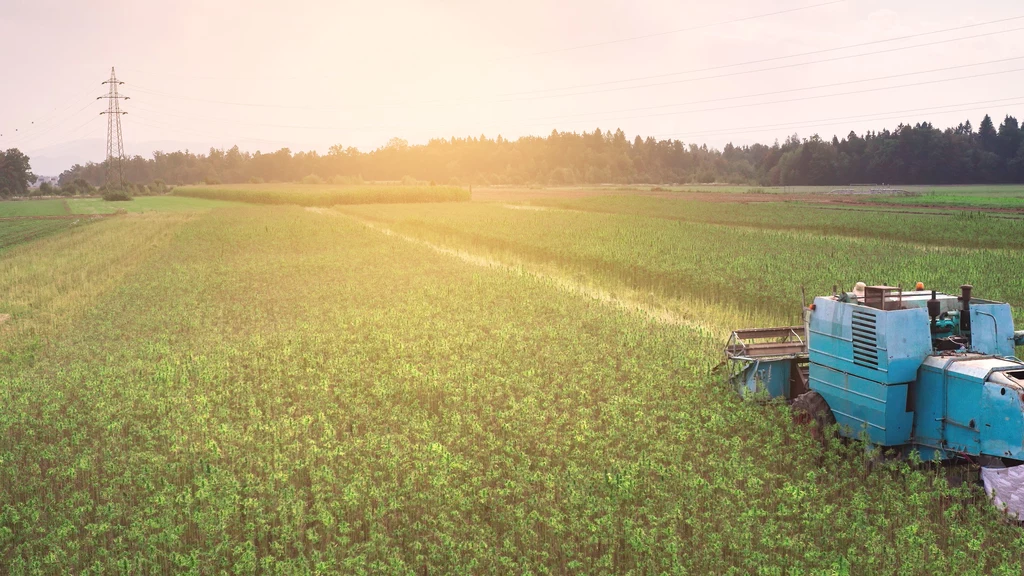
[52,114,1024,188]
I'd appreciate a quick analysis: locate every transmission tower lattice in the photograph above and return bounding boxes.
[98,67,129,190]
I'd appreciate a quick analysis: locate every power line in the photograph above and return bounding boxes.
[124,84,322,110]
[652,96,1024,140]
[113,97,1024,160]
[128,116,296,148]
[121,14,1024,105]
[0,85,98,145]
[502,15,1024,97]
[76,21,1024,155]
[402,58,1024,136]
[129,111,336,144]
[129,102,404,133]
[494,21,1024,100]
[524,54,1024,124]
[120,2,845,83]
[120,24,1024,115]
[3,99,98,149]
[89,96,1024,157]
[492,28,1024,107]
[89,92,1024,157]
[125,57,1024,146]
[24,115,105,155]
[653,97,1024,141]
[491,0,845,60]
[685,104,1024,141]
[515,65,1024,131]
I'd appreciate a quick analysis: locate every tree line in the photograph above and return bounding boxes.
[30,113,1024,191]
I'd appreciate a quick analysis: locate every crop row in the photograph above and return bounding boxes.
[2,206,1024,573]
[0,219,89,252]
[174,183,469,206]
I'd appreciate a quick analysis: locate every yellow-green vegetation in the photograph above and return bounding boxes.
[175,183,470,206]
[3,202,1024,573]
[0,213,195,359]
[68,195,240,214]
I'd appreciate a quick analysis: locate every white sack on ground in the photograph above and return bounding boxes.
[982,465,1024,518]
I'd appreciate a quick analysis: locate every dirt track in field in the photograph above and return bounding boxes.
[471,187,800,203]
[307,206,736,334]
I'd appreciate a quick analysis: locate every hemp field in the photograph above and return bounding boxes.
[2,191,1024,574]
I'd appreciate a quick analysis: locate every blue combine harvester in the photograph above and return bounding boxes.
[727,284,1024,478]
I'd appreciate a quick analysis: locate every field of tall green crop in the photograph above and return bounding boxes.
[175,183,470,206]
[338,202,1024,327]
[515,195,1024,249]
[5,200,1024,573]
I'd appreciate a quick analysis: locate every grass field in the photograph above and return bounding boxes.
[865,186,1024,209]
[0,199,69,217]
[4,196,1024,573]
[175,183,470,206]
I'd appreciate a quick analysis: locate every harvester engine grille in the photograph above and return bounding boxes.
[851,309,879,368]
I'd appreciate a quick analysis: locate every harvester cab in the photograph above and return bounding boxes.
[726,284,1024,515]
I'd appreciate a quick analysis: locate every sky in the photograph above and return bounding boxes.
[3,0,1024,174]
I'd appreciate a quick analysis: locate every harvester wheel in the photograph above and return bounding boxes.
[791,391,836,444]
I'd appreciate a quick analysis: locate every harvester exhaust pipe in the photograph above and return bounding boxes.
[927,290,940,332]
[960,284,973,337]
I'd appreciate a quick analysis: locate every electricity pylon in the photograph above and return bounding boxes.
[98,67,129,190]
